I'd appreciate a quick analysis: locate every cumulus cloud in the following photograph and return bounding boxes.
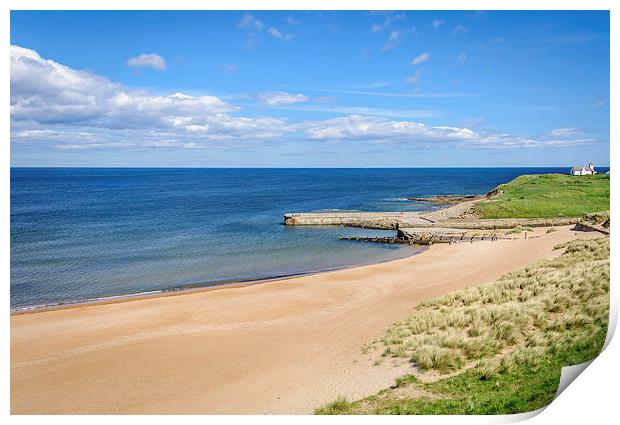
[11,45,233,128]
[11,45,595,152]
[304,115,478,142]
[256,91,309,106]
[126,53,166,71]
[267,27,296,41]
[285,16,300,25]
[10,45,292,148]
[411,52,430,65]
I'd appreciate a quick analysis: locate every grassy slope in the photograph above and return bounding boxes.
[316,238,610,415]
[475,174,609,219]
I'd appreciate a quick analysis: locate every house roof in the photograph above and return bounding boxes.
[571,167,582,171]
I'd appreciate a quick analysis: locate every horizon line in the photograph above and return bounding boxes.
[9,165,611,169]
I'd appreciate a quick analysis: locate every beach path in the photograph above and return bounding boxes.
[11,226,600,414]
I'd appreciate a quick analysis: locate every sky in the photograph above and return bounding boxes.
[10,10,610,167]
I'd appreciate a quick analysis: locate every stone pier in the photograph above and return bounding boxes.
[283,212,432,227]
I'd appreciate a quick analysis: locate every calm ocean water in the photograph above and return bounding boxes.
[10,167,572,309]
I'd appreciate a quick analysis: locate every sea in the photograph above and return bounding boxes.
[10,167,579,309]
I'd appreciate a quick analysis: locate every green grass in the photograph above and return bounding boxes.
[315,396,351,414]
[316,238,610,415]
[475,174,609,219]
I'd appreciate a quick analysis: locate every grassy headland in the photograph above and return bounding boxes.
[316,237,609,415]
[475,174,609,219]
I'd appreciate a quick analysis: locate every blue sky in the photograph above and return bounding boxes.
[10,10,610,167]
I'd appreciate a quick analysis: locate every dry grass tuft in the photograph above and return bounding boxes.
[380,238,609,376]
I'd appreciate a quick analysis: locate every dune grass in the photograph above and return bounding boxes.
[316,237,609,415]
[505,226,534,235]
[475,174,609,219]
[579,211,610,229]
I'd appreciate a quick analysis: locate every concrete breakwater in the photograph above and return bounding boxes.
[283,211,578,230]
[283,212,432,228]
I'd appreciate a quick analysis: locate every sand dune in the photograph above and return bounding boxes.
[11,226,599,414]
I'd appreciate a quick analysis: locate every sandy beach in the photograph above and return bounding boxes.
[11,225,601,414]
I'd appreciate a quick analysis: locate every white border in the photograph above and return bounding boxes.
[2,1,616,423]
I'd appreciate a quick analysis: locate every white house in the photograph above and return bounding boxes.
[570,163,596,176]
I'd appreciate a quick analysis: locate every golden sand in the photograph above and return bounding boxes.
[11,226,599,414]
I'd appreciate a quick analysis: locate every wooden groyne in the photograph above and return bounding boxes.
[339,236,407,244]
[340,227,513,246]
[397,228,509,245]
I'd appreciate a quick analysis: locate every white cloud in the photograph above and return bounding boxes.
[370,11,405,32]
[303,116,595,149]
[10,45,293,148]
[238,13,264,31]
[382,30,404,51]
[285,16,301,26]
[432,19,445,29]
[366,81,392,88]
[457,52,467,64]
[411,52,430,65]
[11,45,596,152]
[126,53,166,71]
[405,70,421,84]
[371,24,384,33]
[548,128,580,137]
[267,27,296,41]
[258,103,439,119]
[218,64,239,74]
[453,25,469,35]
[473,133,593,149]
[256,91,309,106]
[304,115,478,142]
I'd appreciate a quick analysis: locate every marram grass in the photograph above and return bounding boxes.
[316,237,609,415]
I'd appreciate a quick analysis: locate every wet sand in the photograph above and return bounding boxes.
[11,226,599,414]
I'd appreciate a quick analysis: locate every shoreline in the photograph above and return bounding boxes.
[11,244,426,316]
[11,225,603,414]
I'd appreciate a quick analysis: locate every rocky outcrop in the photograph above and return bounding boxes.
[485,188,504,198]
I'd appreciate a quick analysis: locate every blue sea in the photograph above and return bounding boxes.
[10,167,576,309]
